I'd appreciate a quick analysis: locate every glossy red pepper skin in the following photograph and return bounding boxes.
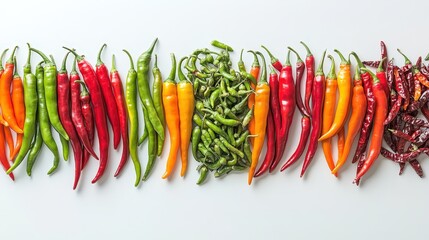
[254,110,275,177]
[270,59,295,172]
[376,67,389,98]
[96,53,121,149]
[281,116,310,171]
[303,52,315,116]
[80,87,94,169]
[57,63,82,190]
[110,58,129,177]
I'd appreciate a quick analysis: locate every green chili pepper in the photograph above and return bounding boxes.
[232,165,246,171]
[200,131,210,148]
[211,40,233,52]
[243,140,252,164]
[227,127,236,146]
[193,114,203,127]
[26,122,43,176]
[202,129,212,143]
[123,49,142,187]
[205,157,227,170]
[7,72,38,174]
[241,107,254,128]
[204,119,228,139]
[202,109,241,126]
[196,166,209,185]
[136,38,164,139]
[191,126,202,158]
[227,152,238,166]
[198,143,215,161]
[210,89,221,108]
[214,144,221,156]
[30,48,69,141]
[193,78,200,94]
[219,136,244,158]
[142,105,157,181]
[59,136,69,161]
[235,130,249,146]
[213,138,229,154]
[207,128,216,140]
[195,100,205,114]
[152,55,165,157]
[214,166,233,177]
[237,49,257,85]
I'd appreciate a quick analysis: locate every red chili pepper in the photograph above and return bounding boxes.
[64,47,109,184]
[380,41,388,71]
[269,50,295,172]
[300,41,315,115]
[354,68,388,183]
[57,52,82,190]
[95,44,121,149]
[376,58,389,98]
[110,55,129,177]
[261,45,283,72]
[386,59,394,90]
[383,96,402,125]
[288,47,310,117]
[300,50,326,177]
[281,116,310,171]
[79,81,95,170]
[254,66,279,177]
[0,125,14,180]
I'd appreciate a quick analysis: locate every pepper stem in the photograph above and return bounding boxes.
[71,57,77,74]
[122,49,135,70]
[397,49,411,65]
[61,52,71,72]
[13,56,17,76]
[349,52,364,69]
[153,54,158,69]
[269,65,276,74]
[327,55,336,80]
[354,65,361,81]
[62,47,83,62]
[285,50,291,66]
[97,43,107,65]
[240,49,244,63]
[334,49,349,65]
[288,47,303,63]
[377,57,387,73]
[300,41,312,57]
[247,50,260,67]
[26,43,31,66]
[146,38,158,55]
[6,46,18,64]
[261,45,279,64]
[255,51,267,83]
[76,80,89,95]
[49,55,56,66]
[315,50,327,76]
[361,68,379,83]
[177,57,188,82]
[0,48,9,71]
[111,54,117,72]
[166,53,176,82]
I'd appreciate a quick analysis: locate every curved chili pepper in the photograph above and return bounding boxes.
[26,125,43,176]
[0,47,22,133]
[402,114,429,127]
[261,45,282,72]
[211,40,233,52]
[388,129,416,142]
[109,55,129,177]
[319,49,351,141]
[63,47,109,184]
[394,66,410,110]
[270,50,295,172]
[300,41,314,115]
[320,55,337,172]
[79,80,95,169]
[337,127,345,160]
[122,50,141,186]
[96,44,121,149]
[57,52,82,189]
[381,41,388,70]
[142,104,157,180]
[281,115,310,171]
[162,54,180,179]
[289,47,310,117]
[152,55,165,156]
[0,48,9,127]
[300,51,326,176]
[354,68,388,183]
[387,59,394,90]
[247,50,260,146]
[384,96,402,125]
[0,125,14,180]
[248,52,270,185]
[332,67,367,174]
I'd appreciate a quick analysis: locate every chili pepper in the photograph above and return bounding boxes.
[381,41,388,70]
[142,104,157,180]
[192,126,202,159]
[0,49,9,127]
[0,125,14,180]
[63,47,109,184]
[0,47,22,133]
[351,52,375,164]
[332,67,367,174]
[198,143,215,161]
[264,63,281,155]
[95,44,121,149]
[248,52,270,185]
[300,51,326,177]
[388,129,415,142]
[235,130,249,146]
[219,136,244,158]
[26,125,43,176]
[337,127,345,160]
[31,48,69,140]
[270,50,295,172]
[196,166,209,185]
[319,50,351,141]
[387,59,394,90]
[376,58,390,98]
[362,61,380,68]
[384,96,402,125]
[79,80,95,169]
[261,45,282,72]
[109,55,129,176]
[7,72,38,174]
[56,52,82,189]
[381,147,429,164]
[214,138,229,154]
[202,109,241,126]
[122,50,141,186]
[211,40,233,52]
[177,57,194,177]
[402,114,429,127]
[193,113,203,127]
[162,54,180,179]
[4,127,14,159]
[289,47,310,117]
[254,109,275,177]
[394,67,409,110]
[354,68,388,183]
[151,55,165,157]
[410,129,423,140]
[136,39,164,139]
[281,115,311,171]
[247,50,260,146]
[300,41,315,115]
[319,55,337,172]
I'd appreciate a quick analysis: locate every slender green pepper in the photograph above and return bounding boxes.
[196,166,208,185]
[227,127,236,146]
[30,48,69,141]
[152,55,165,156]
[207,128,216,140]
[206,157,227,170]
[202,129,212,143]
[227,152,238,166]
[202,109,241,126]
[191,126,202,158]
[142,105,157,181]
[198,143,215,161]
[211,40,233,52]
[136,38,164,139]
[7,72,38,174]
[235,130,249,146]
[204,119,228,139]
[242,107,253,127]
[210,89,221,108]
[201,133,210,148]
[243,140,252,163]
[219,136,244,158]
[214,138,229,154]
[214,166,233,177]
[123,49,142,187]
[193,114,203,127]
[26,122,43,176]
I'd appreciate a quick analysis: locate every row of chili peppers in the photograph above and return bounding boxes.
[0,40,425,188]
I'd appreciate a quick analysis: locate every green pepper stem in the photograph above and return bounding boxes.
[377,57,387,73]
[71,57,77,74]
[315,50,327,76]
[269,65,276,74]
[6,46,18,64]
[261,45,278,64]
[111,54,117,72]
[350,52,364,69]
[247,50,260,67]
[146,38,158,55]
[240,49,244,63]
[62,47,84,62]
[285,50,291,66]
[177,56,188,82]
[31,47,51,63]
[288,47,303,63]
[153,54,158,69]
[300,41,312,57]
[0,48,9,71]
[354,65,361,81]
[256,51,267,83]
[26,43,31,66]
[334,49,349,65]
[75,80,89,95]
[327,55,336,80]
[49,55,56,66]
[397,49,411,65]
[361,67,379,84]
[13,56,17,76]
[60,52,71,72]
[97,44,107,66]
[122,49,135,70]
[166,53,176,82]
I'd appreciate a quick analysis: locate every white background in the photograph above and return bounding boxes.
[0,0,428,239]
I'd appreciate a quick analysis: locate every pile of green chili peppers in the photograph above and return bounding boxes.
[188,42,255,184]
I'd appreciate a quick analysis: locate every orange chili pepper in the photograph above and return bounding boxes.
[321,55,337,172]
[337,127,345,160]
[319,50,351,141]
[247,51,260,146]
[0,47,22,133]
[10,60,25,159]
[0,125,14,180]
[248,52,270,185]
[4,127,14,160]
[332,67,367,174]
[177,56,194,177]
[162,54,181,179]
[0,49,10,127]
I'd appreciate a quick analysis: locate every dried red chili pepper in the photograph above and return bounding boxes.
[381,147,429,164]
[384,96,402,125]
[388,129,415,142]
[394,66,409,110]
[402,114,429,127]
[386,59,394,90]
[380,41,388,70]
